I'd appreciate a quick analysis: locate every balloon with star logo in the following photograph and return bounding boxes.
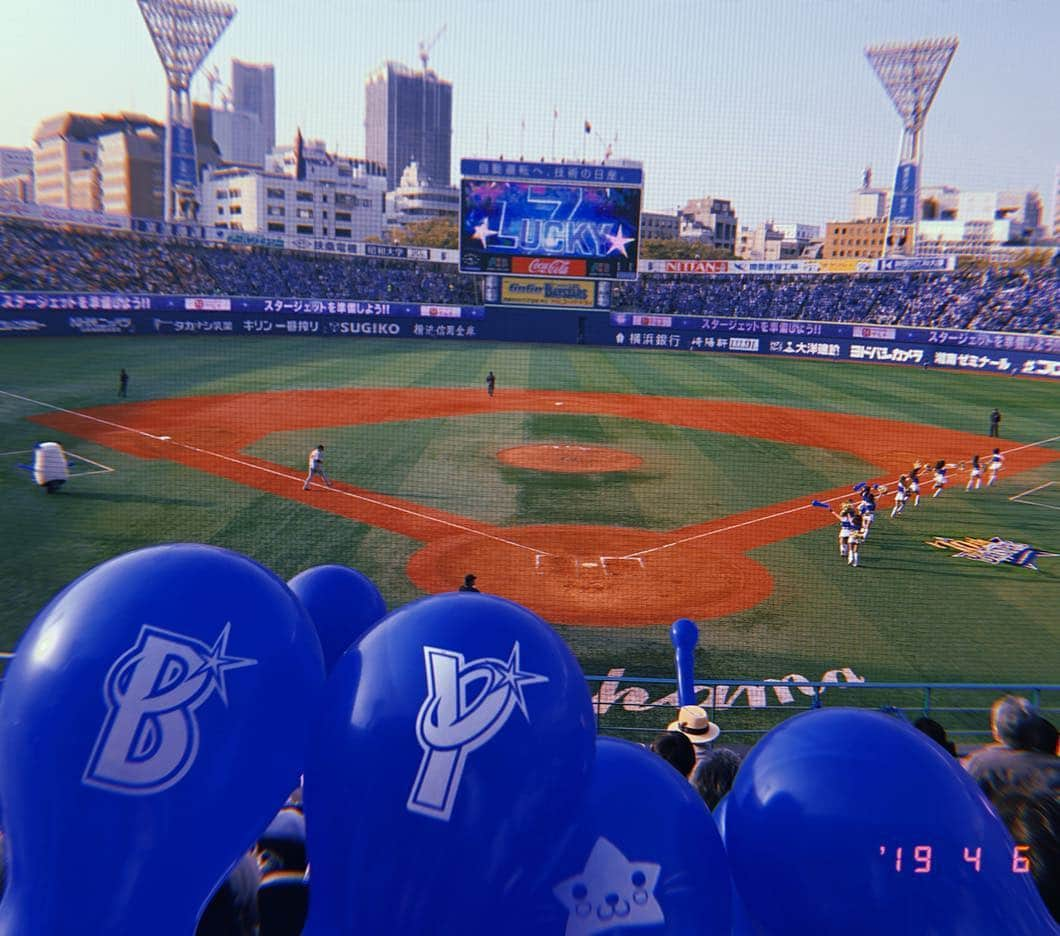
[287,564,387,673]
[0,544,325,936]
[302,592,596,935]
[722,708,1059,935]
[535,736,731,935]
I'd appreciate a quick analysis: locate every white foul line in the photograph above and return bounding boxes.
[1010,480,1056,500]
[0,389,553,557]
[621,432,1060,561]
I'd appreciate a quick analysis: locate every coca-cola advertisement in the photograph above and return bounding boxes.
[510,258,587,277]
[459,165,642,282]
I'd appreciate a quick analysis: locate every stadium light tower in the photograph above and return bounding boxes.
[138,0,236,222]
[865,36,958,256]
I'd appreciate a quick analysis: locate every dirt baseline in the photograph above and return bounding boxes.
[33,388,1060,628]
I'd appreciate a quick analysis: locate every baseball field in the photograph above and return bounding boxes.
[1,336,1057,697]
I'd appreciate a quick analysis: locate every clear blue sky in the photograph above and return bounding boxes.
[3,0,1057,227]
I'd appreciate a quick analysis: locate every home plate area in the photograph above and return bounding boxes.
[535,553,646,577]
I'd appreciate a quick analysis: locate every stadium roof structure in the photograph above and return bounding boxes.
[864,37,959,132]
[137,0,236,91]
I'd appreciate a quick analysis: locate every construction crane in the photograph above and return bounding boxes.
[418,24,446,72]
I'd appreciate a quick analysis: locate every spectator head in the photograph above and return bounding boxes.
[992,787,1060,922]
[913,716,958,756]
[257,806,307,874]
[991,695,1041,749]
[464,573,476,588]
[1025,716,1059,756]
[649,731,696,779]
[691,748,742,811]
[667,704,721,746]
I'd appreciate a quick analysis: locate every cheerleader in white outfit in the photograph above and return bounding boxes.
[966,454,983,491]
[891,476,909,518]
[831,503,862,567]
[987,448,1004,486]
[932,459,948,497]
[909,464,923,506]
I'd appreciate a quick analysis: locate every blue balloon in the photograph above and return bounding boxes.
[723,708,1059,935]
[302,593,596,935]
[530,736,731,935]
[670,618,699,707]
[713,797,767,936]
[287,564,387,673]
[0,544,325,936]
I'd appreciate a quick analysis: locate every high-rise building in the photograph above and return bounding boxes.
[0,147,34,203]
[384,159,459,233]
[678,197,738,251]
[1054,166,1060,239]
[202,132,387,241]
[32,113,156,210]
[365,61,452,191]
[98,123,165,218]
[231,60,275,156]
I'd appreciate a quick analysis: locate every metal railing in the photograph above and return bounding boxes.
[0,652,1054,756]
[585,674,1060,749]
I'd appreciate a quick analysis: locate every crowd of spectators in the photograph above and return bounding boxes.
[0,220,477,306]
[0,218,1057,334]
[613,267,1059,334]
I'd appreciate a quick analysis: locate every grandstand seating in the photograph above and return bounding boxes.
[0,218,1056,334]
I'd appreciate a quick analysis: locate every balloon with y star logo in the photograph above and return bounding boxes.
[0,544,325,936]
[302,592,595,935]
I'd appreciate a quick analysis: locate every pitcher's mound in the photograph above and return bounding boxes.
[497,444,643,474]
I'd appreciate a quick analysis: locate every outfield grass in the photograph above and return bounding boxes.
[1,337,1057,703]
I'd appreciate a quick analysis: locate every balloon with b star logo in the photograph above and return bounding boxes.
[302,593,596,935]
[535,736,731,935]
[0,544,325,936]
[287,563,387,673]
[722,708,1059,935]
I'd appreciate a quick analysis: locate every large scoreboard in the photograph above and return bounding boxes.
[459,159,642,281]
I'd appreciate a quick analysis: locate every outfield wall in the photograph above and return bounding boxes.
[1,290,1058,379]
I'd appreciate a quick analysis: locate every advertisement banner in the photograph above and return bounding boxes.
[169,124,197,189]
[510,257,587,277]
[460,158,643,187]
[810,258,875,273]
[890,162,918,223]
[500,277,596,308]
[662,260,729,274]
[638,256,956,275]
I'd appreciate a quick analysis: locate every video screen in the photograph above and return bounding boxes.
[460,164,642,280]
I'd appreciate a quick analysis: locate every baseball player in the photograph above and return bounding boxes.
[303,443,332,490]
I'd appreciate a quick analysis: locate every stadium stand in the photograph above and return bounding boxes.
[1,217,1057,334]
[613,268,1059,334]
[0,219,477,305]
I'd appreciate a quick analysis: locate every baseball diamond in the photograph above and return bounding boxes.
[2,338,1057,692]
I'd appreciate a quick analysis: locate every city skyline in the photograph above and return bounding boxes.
[2,0,1057,229]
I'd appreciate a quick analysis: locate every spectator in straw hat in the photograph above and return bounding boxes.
[667,705,721,765]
